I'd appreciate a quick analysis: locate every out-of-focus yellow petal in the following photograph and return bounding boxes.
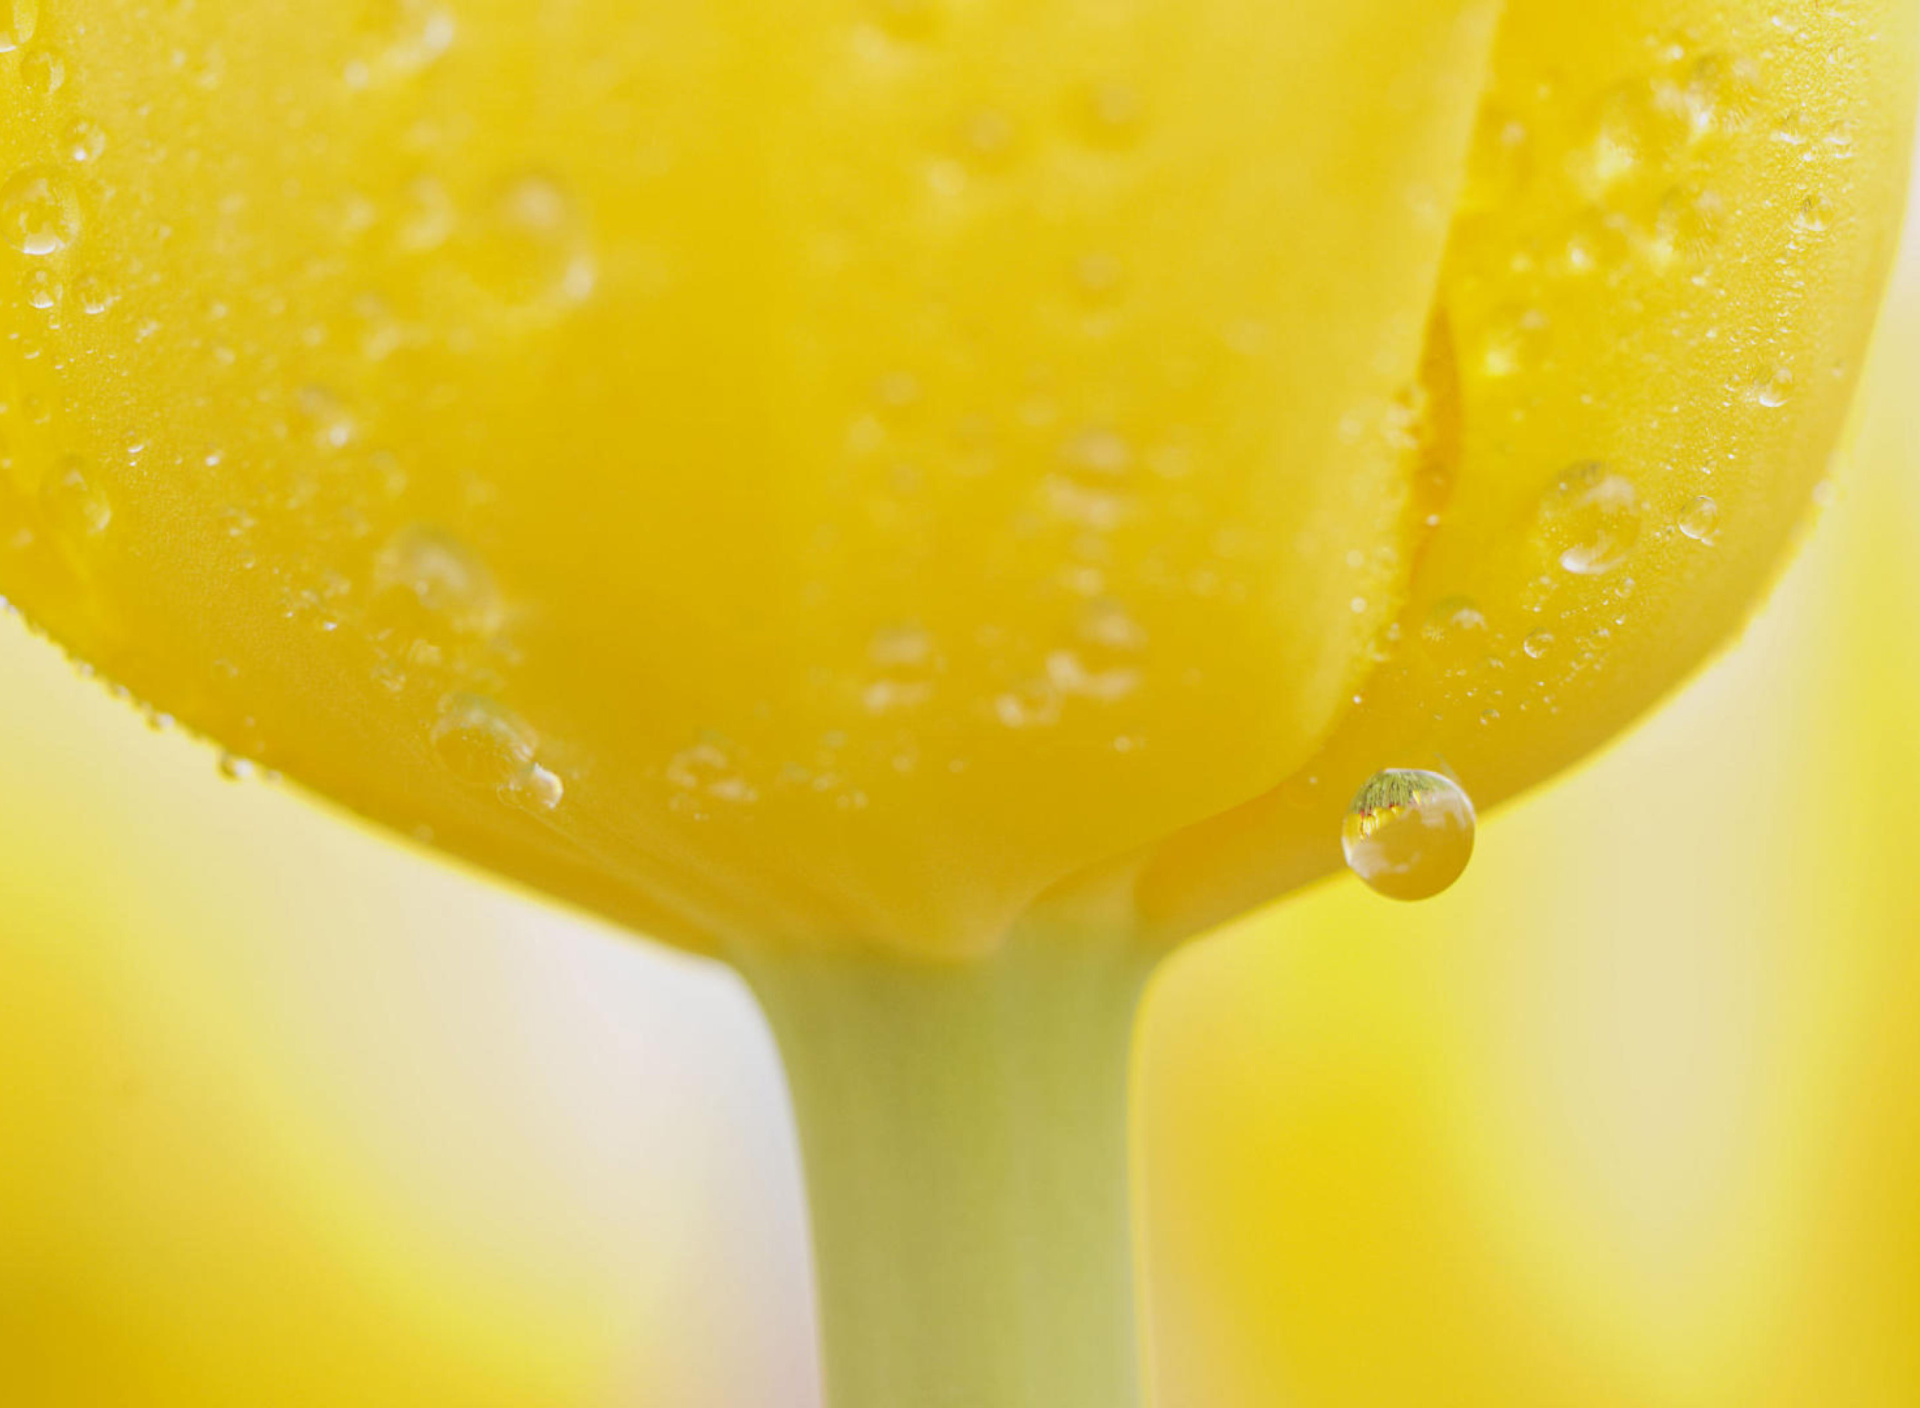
[0,622,815,1406]
[0,1,1499,958]
[1140,0,1919,940]
[1141,263,1920,1408]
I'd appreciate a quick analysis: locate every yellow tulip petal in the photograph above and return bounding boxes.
[1139,0,1920,940]
[0,1,1498,957]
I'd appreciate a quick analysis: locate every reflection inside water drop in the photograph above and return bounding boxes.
[1342,768,1477,902]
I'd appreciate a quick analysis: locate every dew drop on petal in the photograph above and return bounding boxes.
[1535,461,1641,575]
[1678,495,1721,544]
[2,167,82,256]
[0,0,38,53]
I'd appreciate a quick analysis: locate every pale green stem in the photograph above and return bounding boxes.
[742,930,1154,1408]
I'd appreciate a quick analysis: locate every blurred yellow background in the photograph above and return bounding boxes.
[4,150,1918,1408]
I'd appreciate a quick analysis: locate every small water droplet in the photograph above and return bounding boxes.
[1061,426,1134,478]
[667,738,759,810]
[506,762,564,813]
[0,0,38,53]
[1678,494,1721,543]
[1751,366,1793,408]
[1420,596,1492,674]
[41,458,111,538]
[373,524,505,640]
[216,752,259,783]
[24,267,58,310]
[2,166,81,256]
[1536,461,1642,575]
[294,384,358,449]
[1794,191,1835,233]
[65,119,107,163]
[74,272,115,314]
[993,679,1062,729]
[1477,306,1549,378]
[464,173,597,311]
[1342,769,1477,902]
[432,694,561,812]
[1075,82,1146,148]
[20,46,64,96]
[1523,630,1555,660]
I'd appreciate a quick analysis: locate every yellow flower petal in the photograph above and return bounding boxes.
[1142,259,1920,1406]
[1139,0,1919,940]
[0,1,1499,957]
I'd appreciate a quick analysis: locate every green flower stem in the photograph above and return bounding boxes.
[743,927,1154,1408]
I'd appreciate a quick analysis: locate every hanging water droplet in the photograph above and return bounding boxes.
[1678,495,1721,543]
[1342,769,1477,902]
[1535,461,1641,575]
[2,166,82,256]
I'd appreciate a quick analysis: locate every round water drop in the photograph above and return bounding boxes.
[1795,192,1835,234]
[1342,769,1476,902]
[1678,495,1721,544]
[1061,426,1134,477]
[24,268,58,310]
[0,0,37,52]
[1421,596,1488,668]
[1536,461,1641,575]
[432,693,560,811]
[294,384,358,449]
[465,173,597,312]
[1477,306,1549,379]
[66,119,107,164]
[20,46,64,97]
[506,761,565,813]
[74,272,115,315]
[2,167,81,256]
[1075,82,1146,149]
[41,458,111,538]
[1752,366,1793,408]
[374,524,505,640]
